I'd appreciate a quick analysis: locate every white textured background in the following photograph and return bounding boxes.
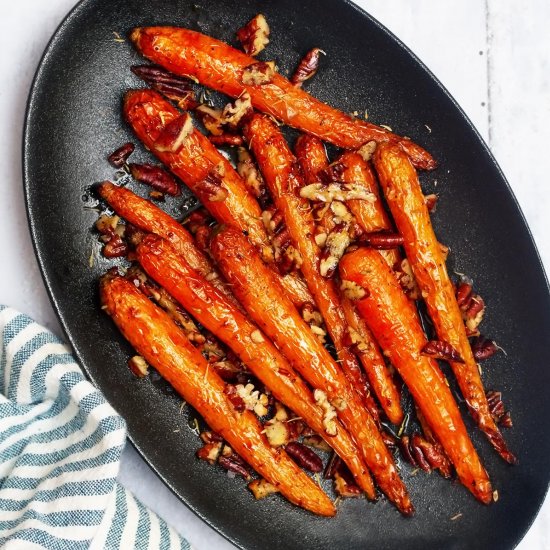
[0,1,548,548]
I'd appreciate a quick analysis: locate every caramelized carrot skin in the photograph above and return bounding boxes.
[130,27,435,170]
[373,142,516,465]
[211,226,413,515]
[294,135,403,425]
[244,115,367,393]
[339,248,493,504]
[136,234,374,496]
[101,275,336,517]
[123,89,271,257]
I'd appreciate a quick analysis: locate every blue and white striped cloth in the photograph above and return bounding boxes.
[0,306,190,549]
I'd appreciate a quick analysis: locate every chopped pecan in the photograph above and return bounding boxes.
[218,454,251,479]
[471,336,499,361]
[241,61,276,85]
[455,280,473,308]
[248,478,279,499]
[129,163,180,196]
[131,65,198,109]
[103,234,128,258]
[318,162,346,183]
[334,471,362,497]
[128,355,149,377]
[264,402,290,447]
[486,390,512,427]
[424,193,439,212]
[224,384,246,412]
[319,224,352,278]
[197,441,222,464]
[314,389,338,436]
[285,441,323,472]
[195,105,225,135]
[209,133,244,147]
[194,166,229,202]
[154,113,193,153]
[236,14,270,56]
[238,147,266,199]
[222,92,253,129]
[462,295,485,334]
[359,231,404,249]
[340,279,367,300]
[422,340,465,363]
[395,258,420,300]
[108,142,135,167]
[356,141,377,162]
[291,47,325,87]
[200,430,223,444]
[300,182,374,203]
[235,382,269,416]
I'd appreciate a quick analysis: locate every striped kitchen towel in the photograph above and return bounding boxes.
[0,306,190,550]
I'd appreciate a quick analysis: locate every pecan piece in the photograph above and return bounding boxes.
[154,113,193,153]
[422,340,464,363]
[236,14,270,56]
[334,471,362,498]
[486,390,513,427]
[218,454,251,479]
[129,163,180,196]
[224,384,246,412]
[359,231,404,249]
[455,280,473,308]
[291,47,325,87]
[462,295,485,334]
[222,92,253,129]
[284,441,323,472]
[103,234,128,258]
[128,355,149,378]
[395,258,421,300]
[238,147,266,200]
[300,182,374,203]
[108,142,135,167]
[241,61,276,85]
[471,336,499,361]
[195,105,225,135]
[197,441,222,464]
[248,478,279,499]
[340,279,367,300]
[194,166,229,202]
[318,162,346,183]
[319,224,352,278]
[424,193,439,212]
[314,389,338,436]
[131,65,198,109]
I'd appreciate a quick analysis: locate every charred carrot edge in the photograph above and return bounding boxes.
[130,27,436,170]
[101,274,336,517]
[337,151,401,269]
[211,226,413,515]
[339,248,493,504]
[136,234,375,497]
[295,135,403,425]
[244,115,376,416]
[373,142,516,465]
[123,89,273,261]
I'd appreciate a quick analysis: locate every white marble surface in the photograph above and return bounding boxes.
[1,0,548,548]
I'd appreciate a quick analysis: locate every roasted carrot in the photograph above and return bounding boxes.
[295,134,403,425]
[244,115,375,414]
[211,226,413,515]
[339,248,493,504]
[130,27,436,170]
[337,151,401,268]
[101,274,336,516]
[123,89,273,262]
[373,142,516,465]
[136,234,375,497]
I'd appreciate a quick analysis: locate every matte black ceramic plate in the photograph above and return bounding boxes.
[24,0,550,548]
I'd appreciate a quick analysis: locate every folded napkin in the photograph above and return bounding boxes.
[0,306,190,549]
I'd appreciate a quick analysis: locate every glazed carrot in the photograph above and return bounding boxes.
[130,27,435,170]
[339,248,493,504]
[373,142,516,465]
[101,274,336,517]
[97,182,229,290]
[211,226,413,515]
[337,151,400,268]
[295,135,403,425]
[244,115,375,415]
[136,234,375,497]
[123,89,273,262]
